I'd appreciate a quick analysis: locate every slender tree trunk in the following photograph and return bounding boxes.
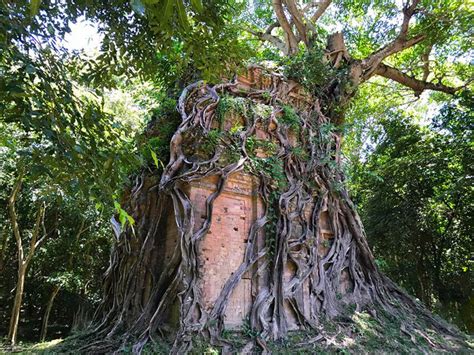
[7,170,47,345]
[7,172,25,346]
[39,220,87,341]
[0,227,8,272]
[7,263,26,345]
[39,285,61,342]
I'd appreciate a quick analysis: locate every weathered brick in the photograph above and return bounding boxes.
[158,68,350,330]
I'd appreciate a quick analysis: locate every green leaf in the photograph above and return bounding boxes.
[126,214,135,226]
[47,24,54,35]
[158,0,174,25]
[190,0,203,13]
[6,83,24,97]
[114,200,135,228]
[175,0,190,30]
[149,148,164,169]
[30,0,41,16]
[119,209,127,228]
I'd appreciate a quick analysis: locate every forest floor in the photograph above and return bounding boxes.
[0,339,63,354]
[1,310,473,354]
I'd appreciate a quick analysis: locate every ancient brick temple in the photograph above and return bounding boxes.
[158,68,340,330]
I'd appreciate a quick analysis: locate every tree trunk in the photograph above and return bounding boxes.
[39,220,87,341]
[40,285,61,342]
[7,172,25,346]
[74,67,462,354]
[8,263,26,345]
[7,171,46,346]
[0,227,8,272]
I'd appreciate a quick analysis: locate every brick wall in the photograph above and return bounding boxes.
[159,68,351,329]
[187,173,262,328]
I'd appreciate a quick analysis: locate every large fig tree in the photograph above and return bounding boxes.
[69,1,473,353]
[5,0,472,353]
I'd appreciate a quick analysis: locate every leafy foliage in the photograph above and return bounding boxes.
[284,45,335,92]
[0,0,473,347]
[349,100,473,332]
[0,1,160,341]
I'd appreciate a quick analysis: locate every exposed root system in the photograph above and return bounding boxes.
[73,68,466,354]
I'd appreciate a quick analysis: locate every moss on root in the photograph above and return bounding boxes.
[141,309,472,354]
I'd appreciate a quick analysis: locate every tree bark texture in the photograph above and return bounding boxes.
[7,170,46,346]
[7,264,26,345]
[40,285,61,342]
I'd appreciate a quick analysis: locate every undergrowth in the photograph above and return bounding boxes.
[6,307,472,354]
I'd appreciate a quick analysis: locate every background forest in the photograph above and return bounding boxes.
[0,0,472,348]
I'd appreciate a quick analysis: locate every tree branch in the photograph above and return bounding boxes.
[375,63,458,95]
[264,22,280,35]
[421,44,433,81]
[284,0,308,45]
[25,202,46,265]
[326,32,350,68]
[246,28,287,53]
[362,0,424,77]
[246,1,332,54]
[311,0,332,23]
[363,34,425,76]
[400,0,421,36]
[272,0,299,55]
[8,170,25,268]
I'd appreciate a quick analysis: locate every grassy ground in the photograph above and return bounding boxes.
[1,310,473,354]
[0,339,63,354]
[184,310,473,355]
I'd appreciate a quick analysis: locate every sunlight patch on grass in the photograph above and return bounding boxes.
[1,339,63,354]
[203,346,219,355]
[342,336,356,347]
[352,311,374,331]
[30,338,63,350]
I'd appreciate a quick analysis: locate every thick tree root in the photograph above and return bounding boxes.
[71,68,468,354]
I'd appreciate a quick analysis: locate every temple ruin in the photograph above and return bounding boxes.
[152,67,354,331]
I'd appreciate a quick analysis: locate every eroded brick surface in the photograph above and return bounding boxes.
[177,171,334,330]
[187,173,260,328]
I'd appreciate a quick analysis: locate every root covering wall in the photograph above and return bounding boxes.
[77,67,462,354]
